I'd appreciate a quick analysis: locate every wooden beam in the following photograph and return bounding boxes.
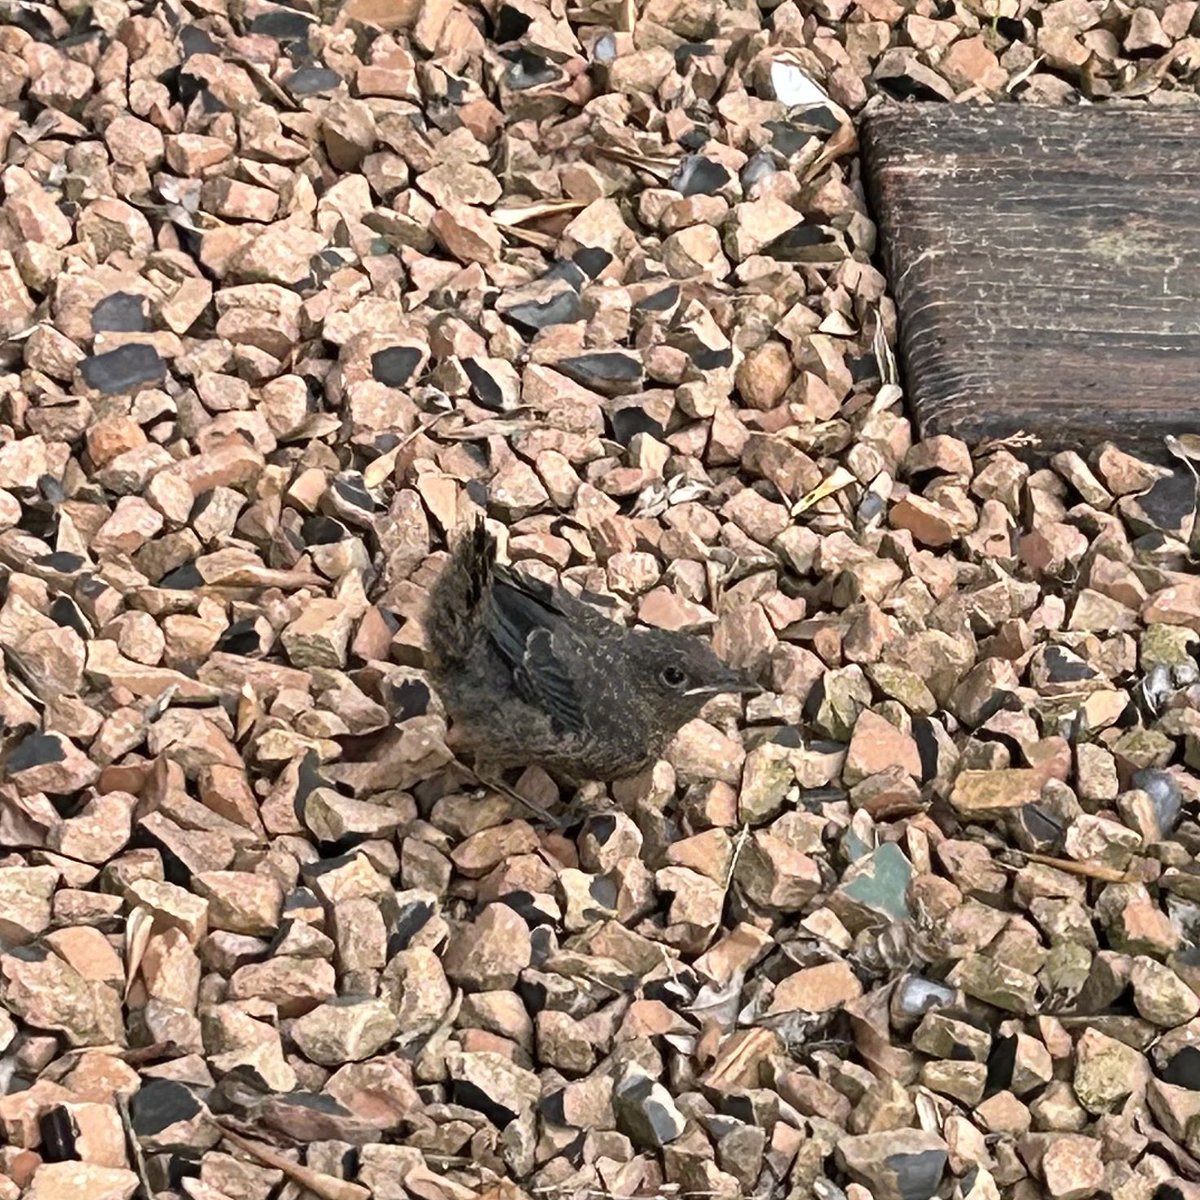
[862,104,1200,462]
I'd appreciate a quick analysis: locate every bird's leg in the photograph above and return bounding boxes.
[444,724,566,826]
[465,760,567,829]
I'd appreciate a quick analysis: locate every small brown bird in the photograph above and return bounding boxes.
[427,519,759,782]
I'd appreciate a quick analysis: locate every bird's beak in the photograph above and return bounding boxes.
[685,678,763,698]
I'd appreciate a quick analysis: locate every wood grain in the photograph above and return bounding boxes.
[861,104,1200,462]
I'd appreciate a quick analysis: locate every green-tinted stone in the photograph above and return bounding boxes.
[738,744,795,824]
[912,1012,991,1062]
[839,824,873,865]
[920,1060,987,1105]
[1039,942,1093,999]
[813,666,872,741]
[830,841,913,933]
[1130,956,1200,1027]
[1140,623,1199,669]
[1072,1028,1148,1114]
[948,953,1038,1015]
[866,662,937,717]
[1111,726,1174,770]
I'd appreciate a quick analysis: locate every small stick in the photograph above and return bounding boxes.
[974,430,1041,456]
[698,823,751,953]
[499,224,557,250]
[116,1095,153,1200]
[491,199,588,226]
[362,411,451,488]
[471,768,567,829]
[216,1124,370,1200]
[792,466,856,516]
[1003,849,1135,883]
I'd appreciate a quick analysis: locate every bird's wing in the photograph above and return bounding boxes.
[494,561,624,633]
[493,561,603,625]
[486,574,590,736]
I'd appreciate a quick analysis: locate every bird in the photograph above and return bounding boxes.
[426,518,760,783]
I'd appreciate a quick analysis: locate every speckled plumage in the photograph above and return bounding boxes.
[427,519,758,782]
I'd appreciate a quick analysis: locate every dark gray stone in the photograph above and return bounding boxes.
[1132,766,1183,835]
[614,1069,685,1148]
[81,343,165,394]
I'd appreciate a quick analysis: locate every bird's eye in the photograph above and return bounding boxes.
[659,665,688,690]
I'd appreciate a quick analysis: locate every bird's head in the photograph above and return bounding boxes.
[628,629,762,731]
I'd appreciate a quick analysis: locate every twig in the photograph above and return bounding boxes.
[491,199,588,226]
[471,769,565,828]
[974,430,1041,457]
[362,411,451,488]
[724,824,750,891]
[123,906,153,999]
[1166,433,1200,489]
[589,144,678,183]
[117,1095,152,1200]
[438,415,537,441]
[791,466,856,516]
[1002,849,1135,883]
[872,311,898,387]
[216,1124,370,1200]
[532,1187,732,1197]
[695,822,750,956]
[499,224,557,250]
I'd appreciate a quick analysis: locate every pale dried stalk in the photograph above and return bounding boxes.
[216,1124,370,1200]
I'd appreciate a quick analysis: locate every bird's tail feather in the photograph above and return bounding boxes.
[426,517,495,669]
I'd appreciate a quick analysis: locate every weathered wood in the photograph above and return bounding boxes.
[862,104,1200,462]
